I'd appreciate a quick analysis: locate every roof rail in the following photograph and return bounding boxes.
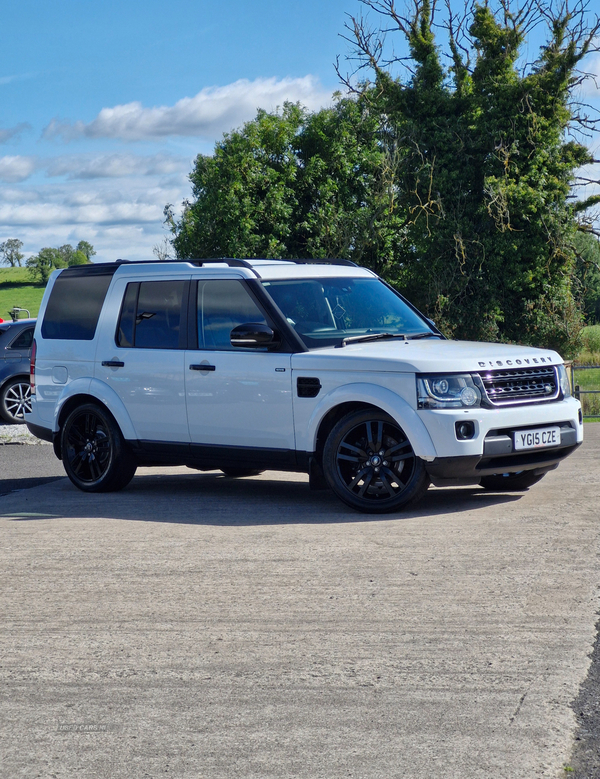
[113,256,358,274]
[283,258,358,267]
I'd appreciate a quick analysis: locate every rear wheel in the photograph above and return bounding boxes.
[322,409,429,513]
[61,403,137,492]
[0,377,32,424]
[480,471,546,492]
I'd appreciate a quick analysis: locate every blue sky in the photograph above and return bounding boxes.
[1,0,598,263]
[1,0,363,261]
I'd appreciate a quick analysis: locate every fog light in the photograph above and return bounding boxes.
[455,421,475,440]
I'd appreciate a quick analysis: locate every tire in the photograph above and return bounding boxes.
[60,403,137,492]
[220,468,264,478]
[479,471,546,492]
[322,409,430,513]
[0,377,32,424]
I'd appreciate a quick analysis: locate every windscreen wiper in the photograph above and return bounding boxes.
[337,333,407,348]
[408,332,441,340]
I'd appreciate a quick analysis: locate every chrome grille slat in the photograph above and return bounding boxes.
[478,366,559,406]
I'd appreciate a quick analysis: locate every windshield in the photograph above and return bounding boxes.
[262,277,437,348]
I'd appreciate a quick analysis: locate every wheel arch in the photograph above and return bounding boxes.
[53,380,137,459]
[0,372,30,393]
[308,384,437,463]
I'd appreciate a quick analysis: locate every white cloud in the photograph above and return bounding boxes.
[0,193,162,227]
[46,153,189,180]
[0,156,37,183]
[581,54,600,97]
[43,76,334,142]
[0,179,180,260]
[0,123,31,143]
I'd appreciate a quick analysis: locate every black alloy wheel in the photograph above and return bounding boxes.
[322,409,429,513]
[61,403,137,492]
[0,378,32,424]
[479,471,546,491]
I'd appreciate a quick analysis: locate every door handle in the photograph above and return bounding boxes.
[189,364,216,371]
[102,360,125,367]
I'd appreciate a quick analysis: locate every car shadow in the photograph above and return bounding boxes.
[1,468,524,525]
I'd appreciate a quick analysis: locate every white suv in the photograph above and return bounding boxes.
[25,259,582,513]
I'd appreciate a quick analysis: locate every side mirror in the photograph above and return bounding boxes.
[230,322,280,349]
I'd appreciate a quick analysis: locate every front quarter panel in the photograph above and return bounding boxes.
[298,381,437,459]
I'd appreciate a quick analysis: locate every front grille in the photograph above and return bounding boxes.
[477,365,559,406]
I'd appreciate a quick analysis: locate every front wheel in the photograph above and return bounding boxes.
[322,409,429,513]
[479,471,546,492]
[61,403,137,492]
[0,377,32,424]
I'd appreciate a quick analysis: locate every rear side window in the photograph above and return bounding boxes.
[9,327,34,349]
[117,280,186,349]
[41,268,115,340]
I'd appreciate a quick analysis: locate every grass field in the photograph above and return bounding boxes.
[0,267,45,321]
[572,326,600,421]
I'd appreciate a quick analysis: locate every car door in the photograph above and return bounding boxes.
[185,278,295,457]
[97,277,190,444]
[4,324,34,365]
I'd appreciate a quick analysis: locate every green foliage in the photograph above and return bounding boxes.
[573,232,600,323]
[25,241,94,282]
[169,0,598,358]
[68,250,90,266]
[76,240,96,261]
[26,248,64,284]
[168,98,402,269]
[580,324,600,356]
[350,0,597,356]
[0,238,24,268]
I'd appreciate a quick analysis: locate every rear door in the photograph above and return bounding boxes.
[97,277,190,444]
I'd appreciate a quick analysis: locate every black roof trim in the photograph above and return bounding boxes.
[59,263,120,277]
[116,257,358,268]
[282,258,358,267]
[63,257,359,280]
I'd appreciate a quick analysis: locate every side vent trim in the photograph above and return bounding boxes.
[297,377,322,398]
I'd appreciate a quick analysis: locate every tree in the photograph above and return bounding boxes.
[0,238,24,267]
[339,0,599,356]
[153,237,172,261]
[26,248,64,284]
[167,98,402,268]
[68,250,90,266]
[574,231,600,323]
[57,244,75,266]
[76,241,96,261]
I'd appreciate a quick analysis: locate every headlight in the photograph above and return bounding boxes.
[417,374,482,409]
[557,364,571,398]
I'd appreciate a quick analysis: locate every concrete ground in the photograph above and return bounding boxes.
[0,424,599,779]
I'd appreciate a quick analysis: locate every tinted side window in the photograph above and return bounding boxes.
[41,270,114,340]
[8,327,34,349]
[117,281,186,350]
[198,280,267,350]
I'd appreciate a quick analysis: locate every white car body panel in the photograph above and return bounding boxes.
[185,350,294,448]
[25,259,583,511]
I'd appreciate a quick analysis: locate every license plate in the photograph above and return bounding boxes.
[513,426,561,451]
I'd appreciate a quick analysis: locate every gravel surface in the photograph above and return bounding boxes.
[0,422,50,445]
[1,421,599,779]
[569,613,600,778]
